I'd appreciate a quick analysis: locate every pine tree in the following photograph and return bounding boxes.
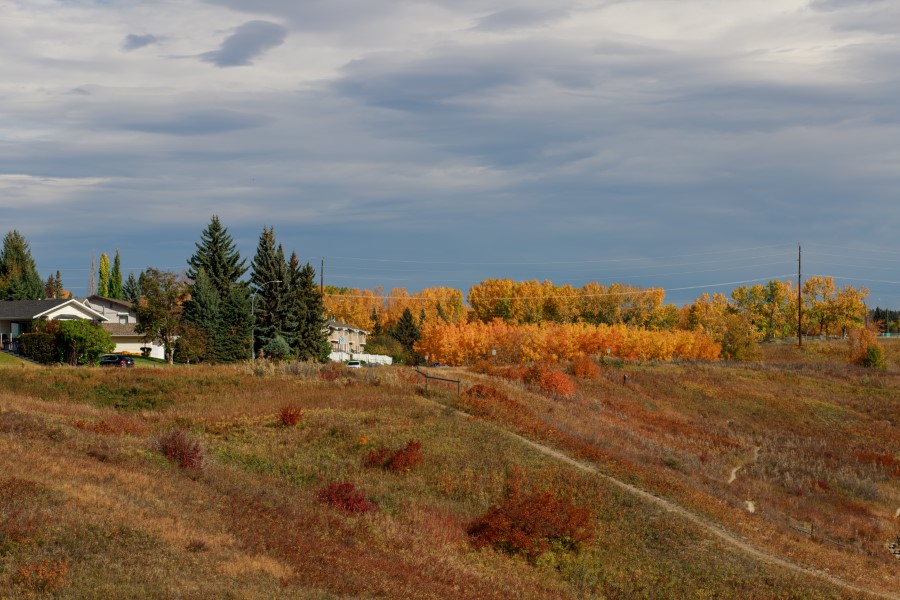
[250,227,289,356]
[182,269,221,362]
[188,215,247,296]
[98,253,110,297]
[288,253,330,362]
[109,249,123,299]
[123,272,140,304]
[0,230,44,300]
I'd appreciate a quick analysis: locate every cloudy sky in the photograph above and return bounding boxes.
[2,0,899,306]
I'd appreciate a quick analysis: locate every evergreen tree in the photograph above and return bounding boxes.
[371,308,382,336]
[218,283,253,362]
[187,215,247,296]
[123,272,140,304]
[181,269,221,362]
[109,249,123,299]
[44,270,65,299]
[288,253,330,362]
[436,302,448,323]
[392,307,421,354]
[250,227,289,356]
[98,253,110,297]
[0,230,43,300]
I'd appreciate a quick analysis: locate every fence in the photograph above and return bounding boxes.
[414,368,462,396]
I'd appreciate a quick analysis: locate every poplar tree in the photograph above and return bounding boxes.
[0,230,44,300]
[98,253,110,297]
[109,249,123,299]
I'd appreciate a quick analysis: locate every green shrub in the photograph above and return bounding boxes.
[18,333,58,364]
[862,345,886,369]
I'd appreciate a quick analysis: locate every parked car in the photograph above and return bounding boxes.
[346,360,361,368]
[99,354,135,368]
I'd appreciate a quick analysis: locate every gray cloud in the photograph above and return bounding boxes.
[119,109,269,135]
[122,33,161,52]
[475,8,568,31]
[199,20,287,67]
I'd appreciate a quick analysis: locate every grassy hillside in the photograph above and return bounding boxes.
[0,346,896,598]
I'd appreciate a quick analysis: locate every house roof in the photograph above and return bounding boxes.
[325,318,369,335]
[86,295,133,311]
[0,299,109,322]
[0,299,70,320]
[100,323,139,336]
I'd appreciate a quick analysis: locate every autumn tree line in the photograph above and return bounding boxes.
[325,277,873,365]
[0,225,883,366]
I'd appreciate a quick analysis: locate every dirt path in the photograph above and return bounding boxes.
[424,389,896,600]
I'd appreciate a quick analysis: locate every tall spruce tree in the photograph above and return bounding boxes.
[218,283,253,362]
[123,272,140,304]
[188,216,247,295]
[181,269,221,362]
[0,230,43,300]
[288,252,330,361]
[392,307,421,355]
[98,253,110,297]
[185,216,252,362]
[250,227,290,357]
[109,249,123,299]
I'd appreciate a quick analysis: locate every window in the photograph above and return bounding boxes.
[119,315,129,324]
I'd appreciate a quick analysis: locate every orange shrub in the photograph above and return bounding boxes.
[571,356,600,380]
[15,560,69,594]
[525,367,575,398]
[417,320,720,365]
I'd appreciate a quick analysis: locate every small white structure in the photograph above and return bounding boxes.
[329,351,393,365]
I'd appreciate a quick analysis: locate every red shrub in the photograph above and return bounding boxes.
[279,406,303,427]
[571,356,600,380]
[319,363,345,382]
[362,447,392,469]
[468,487,595,560]
[387,440,423,471]
[316,482,377,514]
[363,440,423,472]
[156,429,204,470]
[525,367,575,398]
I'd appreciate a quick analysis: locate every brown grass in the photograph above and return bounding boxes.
[0,356,890,598]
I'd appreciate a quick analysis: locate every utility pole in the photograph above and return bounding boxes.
[320,257,324,294]
[797,244,802,348]
[89,253,96,296]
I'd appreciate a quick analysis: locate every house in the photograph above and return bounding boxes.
[83,295,165,359]
[0,296,165,360]
[0,298,108,352]
[325,318,368,354]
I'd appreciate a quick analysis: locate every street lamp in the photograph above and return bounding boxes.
[251,279,281,360]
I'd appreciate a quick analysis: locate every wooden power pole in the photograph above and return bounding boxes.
[797,244,802,348]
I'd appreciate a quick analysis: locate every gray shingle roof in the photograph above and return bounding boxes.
[0,299,70,320]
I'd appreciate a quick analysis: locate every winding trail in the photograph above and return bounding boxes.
[425,390,897,599]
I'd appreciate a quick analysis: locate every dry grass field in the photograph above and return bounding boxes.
[0,341,896,598]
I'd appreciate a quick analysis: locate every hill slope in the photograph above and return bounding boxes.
[1,350,896,598]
